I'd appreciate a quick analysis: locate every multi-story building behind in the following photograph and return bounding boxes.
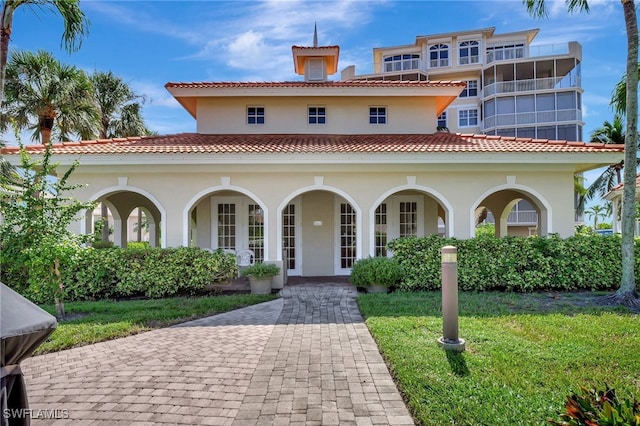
[343,27,583,141]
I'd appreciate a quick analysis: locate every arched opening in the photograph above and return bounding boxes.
[187,190,266,262]
[372,189,449,256]
[474,189,548,237]
[279,189,359,277]
[86,191,162,248]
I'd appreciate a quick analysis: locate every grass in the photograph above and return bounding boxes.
[357,291,640,426]
[36,293,277,354]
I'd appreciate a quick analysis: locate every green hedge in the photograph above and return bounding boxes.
[2,247,238,303]
[387,234,630,292]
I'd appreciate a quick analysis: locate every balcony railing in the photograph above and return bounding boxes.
[485,42,572,64]
[529,43,570,58]
[483,108,582,130]
[483,75,581,97]
[486,210,538,225]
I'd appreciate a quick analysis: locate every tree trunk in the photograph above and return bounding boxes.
[616,0,639,305]
[0,4,13,108]
[137,207,142,242]
[101,202,109,242]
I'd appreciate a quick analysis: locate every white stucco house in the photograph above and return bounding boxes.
[1,32,624,287]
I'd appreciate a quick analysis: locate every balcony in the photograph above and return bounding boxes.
[483,75,581,97]
[483,108,582,130]
[486,42,574,64]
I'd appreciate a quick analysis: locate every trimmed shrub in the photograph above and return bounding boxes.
[3,246,238,302]
[388,234,626,292]
[350,256,404,289]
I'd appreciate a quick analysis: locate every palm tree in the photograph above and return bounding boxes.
[90,71,150,139]
[3,50,98,144]
[0,0,88,107]
[583,117,626,202]
[525,0,639,308]
[585,204,608,229]
[90,70,150,242]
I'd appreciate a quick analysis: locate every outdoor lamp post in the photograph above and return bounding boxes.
[437,245,466,352]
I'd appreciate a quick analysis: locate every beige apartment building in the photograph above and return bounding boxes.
[343,27,585,235]
[1,28,622,284]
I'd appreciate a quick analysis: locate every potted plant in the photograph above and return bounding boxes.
[241,262,281,294]
[350,256,403,293]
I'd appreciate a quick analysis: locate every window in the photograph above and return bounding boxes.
[458,41,479,65]
[369,107,387,124]
[459,109,479,127]
[460,80,478,97]
[486,42,525,62]
[247,107,264,124]
[437,111,447,129]
[429,44,449,68]
[308,106,326,124]
[384,54,420,72]
[375,204,387,257]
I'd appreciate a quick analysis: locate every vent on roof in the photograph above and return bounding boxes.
[307,58,325,81]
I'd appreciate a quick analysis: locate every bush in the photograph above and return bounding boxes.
[549,385,640,425]
[388,235,626,292]
[3,246,238,302]
[241,262,280,278]
[350,257,403,288]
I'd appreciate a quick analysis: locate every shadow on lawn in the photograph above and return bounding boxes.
[445,350,470,377]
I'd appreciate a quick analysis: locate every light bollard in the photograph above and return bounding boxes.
[437,245,466,352]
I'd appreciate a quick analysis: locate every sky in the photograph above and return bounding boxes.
[4,0,631,201]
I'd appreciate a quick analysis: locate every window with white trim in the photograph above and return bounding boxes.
[369,107,387,124]
[486,42,525,62]
[429,43,449,68]
[308,106,326,124]
[247,106,264,124]
[437,111,447,129]
[458,40,480,65]
[460,80,478,98]
[384,54,420,72]
[458,108,479,127]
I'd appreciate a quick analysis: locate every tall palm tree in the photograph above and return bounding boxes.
[90,70,150,242]
[3,49,98,144]
[0,0,88,108]
[524,0,639,307]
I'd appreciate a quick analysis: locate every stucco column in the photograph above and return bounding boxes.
[195,200,212,249]
[424,197,439,236]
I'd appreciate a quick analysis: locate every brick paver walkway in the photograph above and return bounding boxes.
[21,282,414,425]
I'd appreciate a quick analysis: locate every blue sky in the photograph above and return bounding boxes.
[5,0,630,197]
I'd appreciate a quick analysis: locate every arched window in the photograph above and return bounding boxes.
[459,40,480,65]
[429,44,449,68]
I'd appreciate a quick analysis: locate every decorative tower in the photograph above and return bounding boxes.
[291,24,340,82]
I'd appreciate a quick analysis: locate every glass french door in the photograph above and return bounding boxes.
[212,197,264,262]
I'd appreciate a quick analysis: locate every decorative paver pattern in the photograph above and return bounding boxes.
[21,283,413,425]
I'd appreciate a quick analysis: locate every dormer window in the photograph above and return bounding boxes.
[458,41,480,65]
[429,44,449,68]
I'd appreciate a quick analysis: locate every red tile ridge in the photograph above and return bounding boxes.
[291,45,340,49]
[567,141,586,146]
[547,140,567,145]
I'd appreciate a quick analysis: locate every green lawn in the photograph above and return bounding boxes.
[36,293,277,354]
[357,291,640,426]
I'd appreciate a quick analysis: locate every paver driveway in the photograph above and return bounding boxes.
[21,282,414,425]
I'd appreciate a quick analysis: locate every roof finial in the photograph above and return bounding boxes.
[313,22,318,48]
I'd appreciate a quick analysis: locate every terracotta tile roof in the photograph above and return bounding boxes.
[0,133,625,156]
[164,80,466,89]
